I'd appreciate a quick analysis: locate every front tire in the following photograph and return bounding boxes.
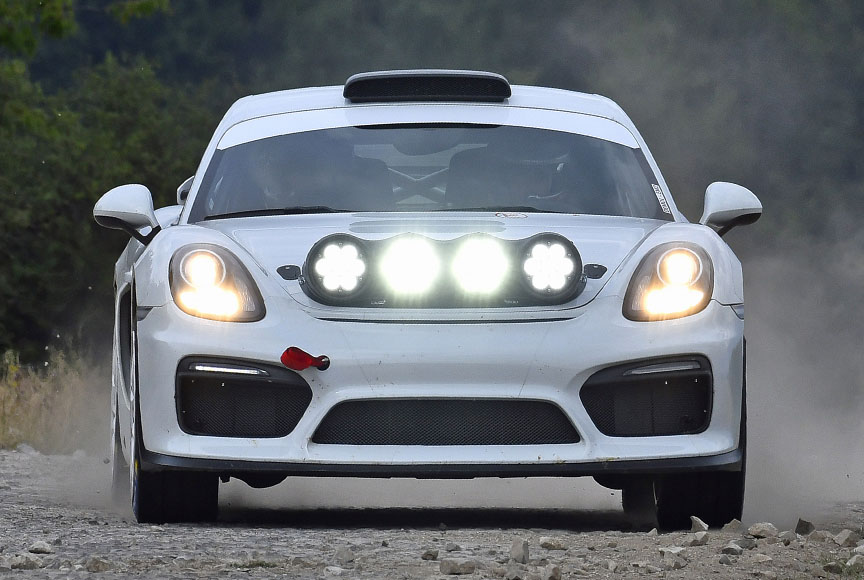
[128,291,219,524]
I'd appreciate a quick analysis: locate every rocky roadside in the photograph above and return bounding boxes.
[0,448,862,579]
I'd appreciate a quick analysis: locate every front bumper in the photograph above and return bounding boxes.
[135,294,745,476]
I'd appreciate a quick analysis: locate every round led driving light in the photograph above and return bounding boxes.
[452,237,510,294]
[657,249,702,286]
[523,241,576,292]
[380,236,440,295]
[180,250,225,288]
[313,242,366,292]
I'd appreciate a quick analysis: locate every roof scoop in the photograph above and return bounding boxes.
[343,70,511,103]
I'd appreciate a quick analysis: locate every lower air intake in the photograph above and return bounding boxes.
[580,356,712,437]
[312,399,580,445]
[176,358,312,438]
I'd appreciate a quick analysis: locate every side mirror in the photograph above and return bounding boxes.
[93,184,161,244]
[177,175,194,205]
[700,182,762,237]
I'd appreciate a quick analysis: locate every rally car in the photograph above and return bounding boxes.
[94,70,761,527]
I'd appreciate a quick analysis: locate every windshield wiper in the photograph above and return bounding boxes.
[204,206,347,220]
[438,205,559,213]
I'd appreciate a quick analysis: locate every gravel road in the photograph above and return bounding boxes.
[1,447,862,578]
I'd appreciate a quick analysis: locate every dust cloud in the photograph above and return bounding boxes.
[744,228,864,527]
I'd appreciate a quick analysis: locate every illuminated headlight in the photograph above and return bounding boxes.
[624,243,713,321]
[313,243,366,292]
[520,235,583,302]
[170,244,265,321]
[452,237,510,294]
[379,236,440,295]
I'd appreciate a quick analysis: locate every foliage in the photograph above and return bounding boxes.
[0,349,108,453]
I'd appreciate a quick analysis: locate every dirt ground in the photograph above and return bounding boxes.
[1,448,862,578]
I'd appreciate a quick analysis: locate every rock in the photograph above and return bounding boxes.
[607,540,618,548]
[539,537,566,550]
[381,540,389,547]
[854,544,864,555]
[440,559,477,575]
[540,563,561,580]
[421,547,439,561]
[822,561,843,574]
[846,554,864,572]
[721,543,744,556]
[834,529,861,547]
[510,539,529,564]
[795,518,815,535]
[686,531,709,546]
[631,561,662,573]
[660,546,689,570]
[690,516,709,532]
[324,565,344,577]
[809,530,835,542]
[646,528,658,537]
[28,540,53,554]
[85,556,111,573]
[747,522,779,538]
[753,572,778,579]
[333,547,355,566]
[722,519,742,532]
[719,554,734,565]
[606,559,619,572]
[779,530,797,545]
[735,537,757,550]
[749,553,772,564]
[15,443,38,455]
[445,543,461,552]
[662,556,688,570]
[504,562,526,580]
[659,546,686,558]
[8,554,44,570]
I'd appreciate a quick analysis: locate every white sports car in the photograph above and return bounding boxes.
[94,70,761,527]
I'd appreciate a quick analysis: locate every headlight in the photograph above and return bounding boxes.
[379,235,440,295]
[170,244,265,321]
[520,234,584,302]
[452,236,510,294]
[623,243,713,321]
[304,235,369,302]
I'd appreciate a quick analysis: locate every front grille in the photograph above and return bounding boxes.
[312,399,580,445]
[176,358,312,438]
[580,356,712,437]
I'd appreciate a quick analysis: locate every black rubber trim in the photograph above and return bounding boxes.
[138,446,743,479]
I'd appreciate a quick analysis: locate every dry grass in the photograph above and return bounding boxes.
[0,349,109,455]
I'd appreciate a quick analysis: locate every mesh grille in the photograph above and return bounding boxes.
[312,399,579,445]
[177,376,312,438]
[580,362,712,437]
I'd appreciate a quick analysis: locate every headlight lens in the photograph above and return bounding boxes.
[170,244,265,321]
[452,237,510,294]
[623,243,713,321]
[523,241,576,292]
[314,242,366,292]
[379,236,440,295]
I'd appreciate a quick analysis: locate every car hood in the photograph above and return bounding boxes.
[198,212,666,313]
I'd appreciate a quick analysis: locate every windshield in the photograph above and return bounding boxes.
[188,125,673,222]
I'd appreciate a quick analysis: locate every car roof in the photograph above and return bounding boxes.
[217,84,634,132]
